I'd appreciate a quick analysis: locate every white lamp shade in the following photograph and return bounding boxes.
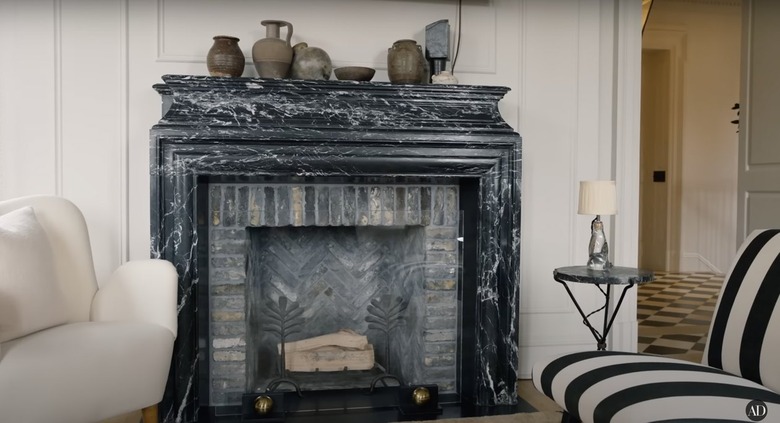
[578,180,617,215]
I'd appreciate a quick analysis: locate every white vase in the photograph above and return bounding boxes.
[431,71,458,85]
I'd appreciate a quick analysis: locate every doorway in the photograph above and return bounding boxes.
[638,0,742,275]
[637,0,743,355]
[639,49,672,271]
[638,29,685,274]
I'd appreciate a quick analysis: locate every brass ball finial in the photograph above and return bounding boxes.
[254,395,274,415]
[412,386,430,406]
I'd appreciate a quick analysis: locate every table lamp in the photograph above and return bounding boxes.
[578,180,617,270]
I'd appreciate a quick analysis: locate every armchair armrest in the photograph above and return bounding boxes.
[90,259,178,337]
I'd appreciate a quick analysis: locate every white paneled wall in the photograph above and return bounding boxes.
[0,0,642,378]
[0,2,59,200]
[0,0,126,284]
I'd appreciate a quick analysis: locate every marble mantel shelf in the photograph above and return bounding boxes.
[153,74,515,137]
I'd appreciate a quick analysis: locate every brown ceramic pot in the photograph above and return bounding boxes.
[387,39,425,84]
[252,20,294,79]
[206,36,245,77]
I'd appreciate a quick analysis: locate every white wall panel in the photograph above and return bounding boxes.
[746,193,780,233]
[0,0,127,285]
[516,0,642,372]
[0,1,59,198]
[738,0,780,243]
[518,2,580,315]
[515,0,586,358]
[59,0,126,285]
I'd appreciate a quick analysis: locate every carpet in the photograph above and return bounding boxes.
[107,409,564,423]
[408,411,562,423]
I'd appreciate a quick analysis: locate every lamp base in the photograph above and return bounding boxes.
[586,215,612,270]
[586,257,613,271]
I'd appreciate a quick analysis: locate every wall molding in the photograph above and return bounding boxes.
[54,0,63,196]
[682,252,723,273]
[119,0,130,262]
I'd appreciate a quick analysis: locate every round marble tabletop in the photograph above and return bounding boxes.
[553,265,655,285]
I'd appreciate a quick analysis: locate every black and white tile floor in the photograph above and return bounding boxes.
[637,272,724,361]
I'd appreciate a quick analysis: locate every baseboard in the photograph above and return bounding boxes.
[681,252,722,273]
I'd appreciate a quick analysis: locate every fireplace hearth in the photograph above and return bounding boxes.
[151,75,521,422]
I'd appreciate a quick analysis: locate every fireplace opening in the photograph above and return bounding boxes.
[201,179,469,410]
[245,225,443,393]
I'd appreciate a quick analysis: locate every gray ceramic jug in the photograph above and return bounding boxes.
[252,20,294,78]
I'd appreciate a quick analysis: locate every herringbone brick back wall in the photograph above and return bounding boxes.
[208,183,460,405]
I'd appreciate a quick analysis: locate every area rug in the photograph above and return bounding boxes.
[408,411,563,423]
[108,406,563,423]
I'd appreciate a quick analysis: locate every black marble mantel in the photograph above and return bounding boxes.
[150,75,522,423]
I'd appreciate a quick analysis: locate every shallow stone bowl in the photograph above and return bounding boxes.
[334,66,376,82]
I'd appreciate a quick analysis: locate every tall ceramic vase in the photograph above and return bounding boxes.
[206,36,245,77]
[252,20,294,79]
[387,39,426,84]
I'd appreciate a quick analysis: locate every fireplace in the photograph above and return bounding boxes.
[151,75,521,422]
[208,181,462,405]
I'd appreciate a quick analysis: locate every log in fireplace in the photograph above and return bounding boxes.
[151,75,522,422]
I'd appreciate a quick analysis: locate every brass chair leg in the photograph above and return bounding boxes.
[141,404,158,423]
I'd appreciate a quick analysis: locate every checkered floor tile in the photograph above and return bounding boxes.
[637,272,723,360]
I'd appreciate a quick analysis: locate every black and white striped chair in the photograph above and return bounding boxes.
[533,229,780,422]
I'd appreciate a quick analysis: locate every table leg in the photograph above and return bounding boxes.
[600,284,611,349]
[603,284,635,342]
[559,282,605,348]
[559,282,636,350]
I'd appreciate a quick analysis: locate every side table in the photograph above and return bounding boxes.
[554,265,654,350]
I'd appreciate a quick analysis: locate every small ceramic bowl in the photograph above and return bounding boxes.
[334,66,376,82]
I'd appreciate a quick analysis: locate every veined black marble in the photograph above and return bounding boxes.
[553,266,655,285]
[150,75,522,423]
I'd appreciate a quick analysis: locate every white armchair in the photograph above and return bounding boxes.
[0,195,177,423]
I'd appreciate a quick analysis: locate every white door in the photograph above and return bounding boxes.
[738,0,780,242]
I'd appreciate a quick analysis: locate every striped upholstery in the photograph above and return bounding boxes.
[533,229,780,422]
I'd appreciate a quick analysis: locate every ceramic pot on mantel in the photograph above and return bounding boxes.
[387,39,426,84]
[432,71,458,85]
[290,42,332,80]
[252,20,294,78]
[206,35,245,77]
